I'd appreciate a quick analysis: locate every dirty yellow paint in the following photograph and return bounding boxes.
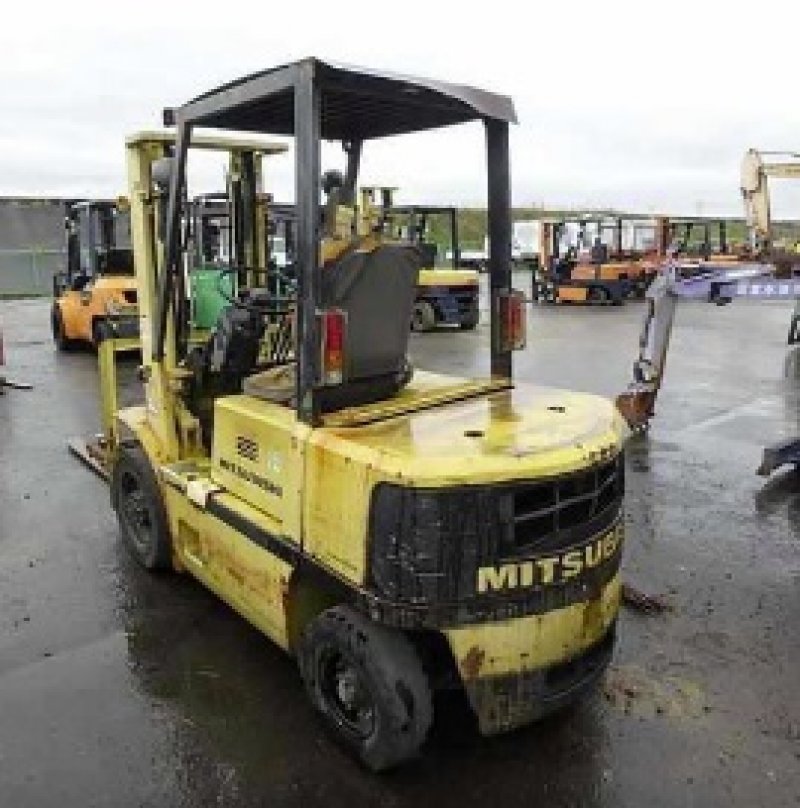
[315,370,625,488]
[211,395,310,541]
[197,373,625,586]
[446,575,622,679]
[163,482,294,651]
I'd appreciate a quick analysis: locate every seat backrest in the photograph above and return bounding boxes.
[321,243,420,381]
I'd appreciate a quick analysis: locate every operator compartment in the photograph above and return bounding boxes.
[207,237,423,525]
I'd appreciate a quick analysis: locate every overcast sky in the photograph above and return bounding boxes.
[2,0,799,217]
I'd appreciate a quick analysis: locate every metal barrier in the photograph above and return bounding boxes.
[0,249,65,296]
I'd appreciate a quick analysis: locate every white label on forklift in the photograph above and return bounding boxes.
[265,451,283,475]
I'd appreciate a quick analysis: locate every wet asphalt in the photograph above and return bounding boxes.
[0,288,798,807]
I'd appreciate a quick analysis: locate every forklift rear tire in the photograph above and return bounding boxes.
[411,301,437,332]
[459,316,479,330]
[298,605,432,771]
[111,444,172,571]
[51,303,77,352]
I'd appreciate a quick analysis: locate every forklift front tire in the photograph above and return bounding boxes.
[587,286,609,305]
[298,605,432,772]
[111,444,172,571]
[92,318,108,348]
[51,303,77,352]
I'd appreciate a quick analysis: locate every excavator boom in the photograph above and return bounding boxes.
[740,148,800,253]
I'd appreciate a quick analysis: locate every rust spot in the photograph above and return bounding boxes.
[461,645,486,679]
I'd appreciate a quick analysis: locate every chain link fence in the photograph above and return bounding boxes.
[0,248,66,296]
[0,198,68,296]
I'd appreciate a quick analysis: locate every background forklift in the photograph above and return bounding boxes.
[51,199,138,349]
[188,191,296,331]
[367,193,481,331]
[661,217,734,260]
[84,60,626,770]
[534,216,652,304]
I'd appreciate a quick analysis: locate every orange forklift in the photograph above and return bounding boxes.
[534,218,651,304]
[51,199,138,350]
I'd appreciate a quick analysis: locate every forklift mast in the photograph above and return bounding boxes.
[125,131,285,459]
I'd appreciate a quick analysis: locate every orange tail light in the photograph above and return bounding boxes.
[498,290,526,351]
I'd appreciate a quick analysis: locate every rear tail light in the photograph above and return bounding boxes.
[319,308,347,385]
[497,289,526,351]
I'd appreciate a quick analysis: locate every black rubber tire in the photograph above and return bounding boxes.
[111,443,172,571]
[459,315,479,330]
[298,605,432,772]
[788,315,800,345]
[587,286,609,304]
[51,302,77,351]
[411,300,437,332]
[541,283,557,304]
[92,318,108,348]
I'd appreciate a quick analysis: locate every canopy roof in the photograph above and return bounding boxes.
[166,58,517,140]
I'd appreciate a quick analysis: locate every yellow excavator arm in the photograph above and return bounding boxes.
[740,148,800,253]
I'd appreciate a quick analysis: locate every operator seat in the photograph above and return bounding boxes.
[243,242,421,412]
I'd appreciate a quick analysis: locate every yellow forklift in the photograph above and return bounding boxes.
[51,199,138,349]
[84,60,626,770]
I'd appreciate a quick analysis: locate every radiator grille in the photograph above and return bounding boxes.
[369,454,624,606]
[506,456,622,556]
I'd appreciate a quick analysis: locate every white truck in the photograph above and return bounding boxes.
[447,221,542,270]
